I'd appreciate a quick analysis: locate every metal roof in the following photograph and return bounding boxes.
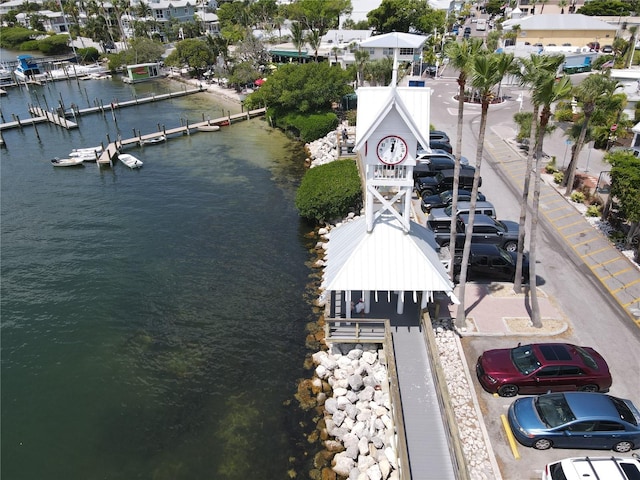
[359,32,428,49]
[507,14,617,31]
[321,215,455,294]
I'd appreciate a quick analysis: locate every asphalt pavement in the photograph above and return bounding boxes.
[416,73,640,331]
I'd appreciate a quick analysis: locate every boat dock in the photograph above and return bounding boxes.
[97,107,267,166]
[0,86,206,131]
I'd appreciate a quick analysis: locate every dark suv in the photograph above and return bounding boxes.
[414,156,475,180]
[430,213,519,252]
[420,189,486,213]
[415,169,479,196]
[452,244,529,282]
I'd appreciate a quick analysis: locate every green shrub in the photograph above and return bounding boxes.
[295,159,362,223]
[570,191,585,203]
[554,108,574,122]
[77,47,100,63]
[19,40,40,51]
[275,110,338,143]
[586,205,601,217]
[553,172,564,184]
[345,110,357,127]
[545,156,558,173]
[37,34,73,54]
[0,26,39,48]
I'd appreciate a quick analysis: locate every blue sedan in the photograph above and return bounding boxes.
[508,392,640,453]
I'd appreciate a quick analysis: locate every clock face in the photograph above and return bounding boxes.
[376,135,408,165]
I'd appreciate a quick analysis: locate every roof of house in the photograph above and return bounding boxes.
[359,31,428,49]
[506,14,618,31]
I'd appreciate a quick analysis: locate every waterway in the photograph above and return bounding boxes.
[1,69,318,479]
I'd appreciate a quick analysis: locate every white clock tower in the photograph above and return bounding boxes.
[354,85,431,234]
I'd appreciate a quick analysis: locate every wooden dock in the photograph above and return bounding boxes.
[0,86,205,131]
[97,107,266,166]
[28,106,78,129]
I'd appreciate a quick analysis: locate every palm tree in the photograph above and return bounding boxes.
[539,0,549,13]
[626,25,638,68]
[290,21,305,63]
[512,55,566,293]
[527,74,573,326]
[353,48,370,87]
[558,0,568,13]
[444,38,485,280]
[563,74,621,196]
[306,29,321,62]
[455,54,505,328]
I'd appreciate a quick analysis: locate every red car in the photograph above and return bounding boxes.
[476,343,612,397]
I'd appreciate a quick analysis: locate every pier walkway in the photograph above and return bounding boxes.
[0,87,206,131]
[97,107,266,166]
[328,292,461,480]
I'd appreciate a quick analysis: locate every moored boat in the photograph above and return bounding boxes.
[197,125,220,132]
[51,157,85,167]
[118,153,143,169]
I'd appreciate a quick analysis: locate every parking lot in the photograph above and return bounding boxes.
[420,77,640,479]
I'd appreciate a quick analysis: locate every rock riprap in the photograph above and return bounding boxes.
[311,344,400,480]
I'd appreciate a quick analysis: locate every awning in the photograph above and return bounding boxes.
[268,49,309,58]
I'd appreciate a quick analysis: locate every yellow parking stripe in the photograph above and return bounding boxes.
[623,298,640,308]
[572,236,599,248]
[561,220,587,230]
[611,277,640,294]
[580,246,613,258]
[551,211,578,222]
[564,229,592,239]
[594,256,623,267]
[501,414,520,460]
[545,205,571,215]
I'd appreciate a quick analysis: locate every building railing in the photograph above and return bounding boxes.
[324,318,387,343]
[420,311,470,480]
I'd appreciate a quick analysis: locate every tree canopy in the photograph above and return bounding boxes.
[577,0,631,16]
[164,38,215,71]
[608,151,640,225]
[367,0,445,34]
[244,62,352,114]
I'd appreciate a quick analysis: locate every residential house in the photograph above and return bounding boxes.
[503,13,618,48]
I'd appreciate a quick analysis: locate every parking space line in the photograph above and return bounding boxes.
[563,229,592,239]
[611,277,640,294]
[580,246,613,258]
[500,414,520,460]
[623,297,640,308]
[550,211,577,222]
[594,256,623,267]
[545,205,571,215]
[572,236,599,248]
[561,219,589,231]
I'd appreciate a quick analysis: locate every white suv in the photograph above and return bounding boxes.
[542,455,640,480]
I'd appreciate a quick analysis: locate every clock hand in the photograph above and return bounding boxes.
[390,140,395,152]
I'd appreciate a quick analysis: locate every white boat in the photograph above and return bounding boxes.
[140,135,165,145]
[197,125,220,132]
[69,146,103,158]
[51,157,85,167]
[118,153,143,169]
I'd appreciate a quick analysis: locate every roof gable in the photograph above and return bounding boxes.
[359,32,428,49]
[322,216,453,293]
[354,87,431,153]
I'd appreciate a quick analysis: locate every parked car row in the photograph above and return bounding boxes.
[417,129,526,282]
[475,341,640,459]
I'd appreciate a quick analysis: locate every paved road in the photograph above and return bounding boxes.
[426,77,640,478]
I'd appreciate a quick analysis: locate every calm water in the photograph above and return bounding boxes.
[1,73,317,479]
